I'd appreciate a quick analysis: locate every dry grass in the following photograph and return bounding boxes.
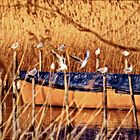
[1,1,140,139]
[1,0,140,73]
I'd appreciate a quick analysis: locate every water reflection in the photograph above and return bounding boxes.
[27,107,139,127]
[4,106,140,140]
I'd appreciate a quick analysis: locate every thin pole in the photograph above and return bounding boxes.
[12,50,18,140]
[13,51,17,78]
[103,74,107,139]
[64,71,71,136]
[39,50,42,72]
[96,56,100,71]
[0,74,3,139]
[128,75,139,139]
[124,57,128,73]
[32,77,35,138]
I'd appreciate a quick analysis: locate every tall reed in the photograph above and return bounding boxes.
[1,1,140,73]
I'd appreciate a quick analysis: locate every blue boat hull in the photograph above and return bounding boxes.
[19,71,140,94]
[19,71,140,109]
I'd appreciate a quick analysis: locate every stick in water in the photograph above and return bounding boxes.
[11,42,19,140]
[128,75,139,139]
[35,42,44,72]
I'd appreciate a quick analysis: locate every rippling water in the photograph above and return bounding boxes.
[2,94,140,139]
[4,105,140,140]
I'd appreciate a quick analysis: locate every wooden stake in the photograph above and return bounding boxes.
[39,50,42,72]
[0,74,3,139]
[124,57,128,73]
[128,75,139,139]
[103,74,107,139]
[64,71,71,136]
[31,77,35,138]
[12,50,18,140]
[96,56,100,71]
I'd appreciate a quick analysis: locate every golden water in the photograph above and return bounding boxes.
[4,106,140,139]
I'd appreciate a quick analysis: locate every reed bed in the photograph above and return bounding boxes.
[1,0,140,73]
[0,0,140,139]
[0,60,138,139]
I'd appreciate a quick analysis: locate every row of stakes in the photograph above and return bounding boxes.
[0,42,138,139]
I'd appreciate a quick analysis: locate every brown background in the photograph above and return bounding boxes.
[1,0,140,73]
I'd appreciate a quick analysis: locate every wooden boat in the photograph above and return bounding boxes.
[19,71,140,109]
[19,80,140,109]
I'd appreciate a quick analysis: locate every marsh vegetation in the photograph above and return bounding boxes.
[1,0,140,139]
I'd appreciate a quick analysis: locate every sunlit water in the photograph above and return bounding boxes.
[4,105,140,140]
[2,95,140,139]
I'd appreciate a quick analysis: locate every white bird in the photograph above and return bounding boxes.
[51,49,67,71]
[70,50,90,69]
[122,50,130,57]
[95,48,100,56]
[57,44,66,51]
[97,65,108,74]
[35,42,44,49]
[11,42,19,50]
[124,64,133,74]
[50,62,55,70]
[26,68,38,77]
